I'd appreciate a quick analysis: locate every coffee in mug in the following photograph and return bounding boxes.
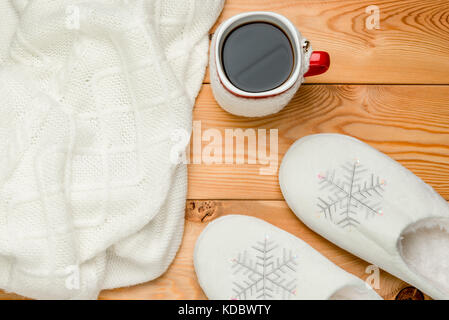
[222,22,294,93]
[210,11,330,117]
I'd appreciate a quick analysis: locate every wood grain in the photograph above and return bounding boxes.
[187,84,449,200]
[0,200,433,300]
[99,200,427,300]
[395,286,425,300]
[205,0,449,84]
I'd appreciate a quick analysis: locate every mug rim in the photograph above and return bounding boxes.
[214,11,303,98]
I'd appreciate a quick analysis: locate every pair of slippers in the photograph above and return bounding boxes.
[194,134,449,300]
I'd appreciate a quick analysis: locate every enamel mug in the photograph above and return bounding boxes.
[210,11,330,117]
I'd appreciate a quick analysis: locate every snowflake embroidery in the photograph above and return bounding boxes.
[231,237,297,300]
[317,160,386,229]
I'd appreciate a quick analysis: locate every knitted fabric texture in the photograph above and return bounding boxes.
[0,0,223,299]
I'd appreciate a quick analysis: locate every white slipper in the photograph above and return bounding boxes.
[194,215,381,300]
[279,133,449,300]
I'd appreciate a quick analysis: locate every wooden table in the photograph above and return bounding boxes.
[2,0,448,300]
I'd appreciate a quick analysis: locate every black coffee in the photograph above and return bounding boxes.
[222,22,294,93]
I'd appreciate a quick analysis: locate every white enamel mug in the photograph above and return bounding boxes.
[210,11,330,117]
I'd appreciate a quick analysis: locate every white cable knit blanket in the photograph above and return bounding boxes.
[0,0,224,299]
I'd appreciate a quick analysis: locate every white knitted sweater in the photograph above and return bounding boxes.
[0,0,223,299]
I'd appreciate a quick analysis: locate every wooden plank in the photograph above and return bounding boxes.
[204,0,449,84]
[0,200,433,300]
[187,84,449,200]
[0,292,28,300]
[98,200,425,300]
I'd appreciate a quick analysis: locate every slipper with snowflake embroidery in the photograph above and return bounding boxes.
[279,133,449,300]
[194,215,381,300]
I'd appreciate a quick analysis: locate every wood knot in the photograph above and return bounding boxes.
[186,200,219,223]
[395,286,424,300]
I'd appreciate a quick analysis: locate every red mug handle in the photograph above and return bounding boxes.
[304,51,330,77]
